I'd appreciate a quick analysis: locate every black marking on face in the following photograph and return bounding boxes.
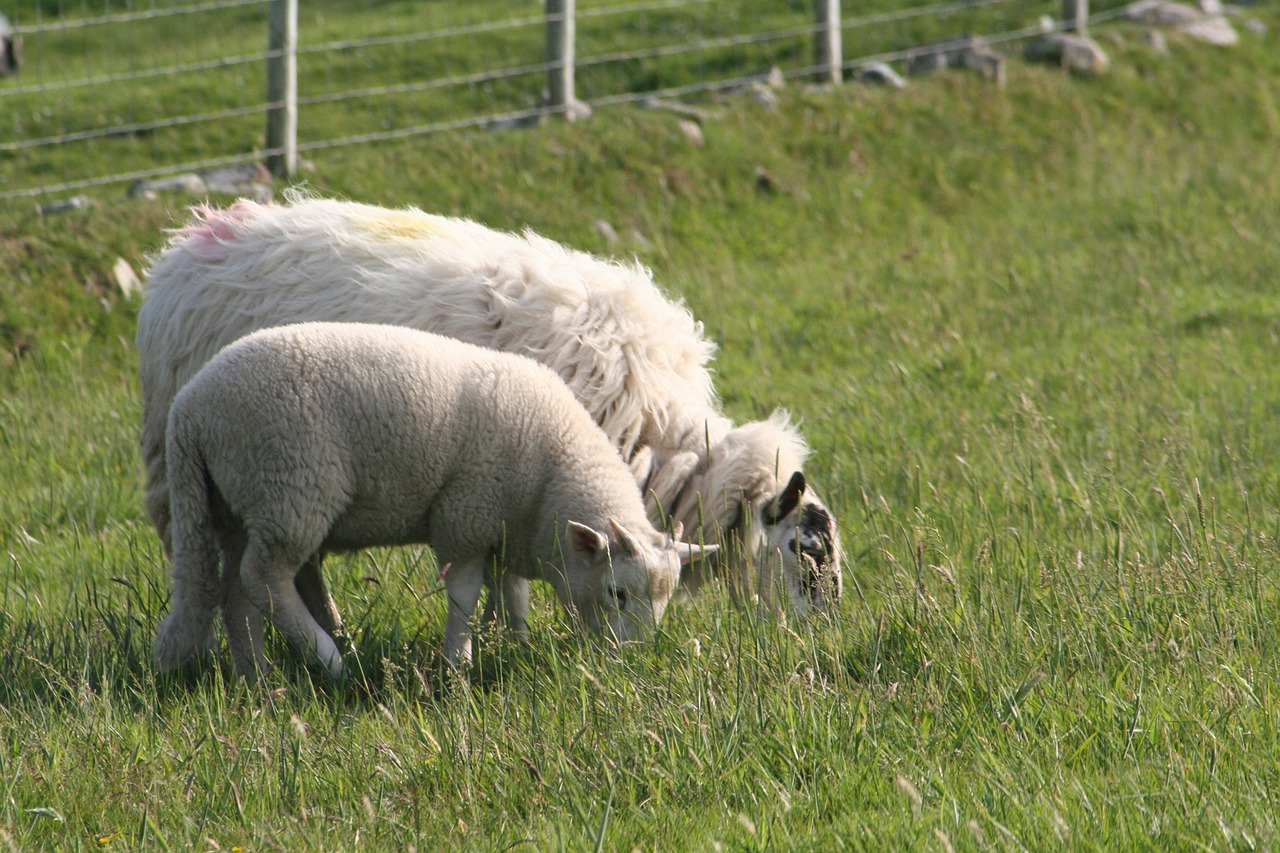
[764,471,806,525]
[609,586,629,609]
[800,505,835,560]
[794,503,837,599]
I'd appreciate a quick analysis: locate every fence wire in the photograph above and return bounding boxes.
[1,0,1134,203]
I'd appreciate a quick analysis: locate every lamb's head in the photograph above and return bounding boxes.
[566,518,717,644]
[755,471,843,612]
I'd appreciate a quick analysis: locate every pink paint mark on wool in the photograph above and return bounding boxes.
[176,200,280,259]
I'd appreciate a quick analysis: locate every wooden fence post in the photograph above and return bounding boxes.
[1062,0,1088,33]
[814,0,842,84]
[266,0,297,180]
[546,0,575,115]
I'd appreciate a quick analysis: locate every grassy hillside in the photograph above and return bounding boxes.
[2,10,1279,849]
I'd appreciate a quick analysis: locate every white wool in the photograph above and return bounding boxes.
[152,323,711,676]
[138,194,841,615]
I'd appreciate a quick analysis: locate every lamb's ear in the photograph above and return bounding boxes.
[567,521,609,564]
[764,471,806,525]
[676,542,719,565]
[671,520,684,542]
[606,517,641,558]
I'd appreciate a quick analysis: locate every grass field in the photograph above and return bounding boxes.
[2,6,1280,850]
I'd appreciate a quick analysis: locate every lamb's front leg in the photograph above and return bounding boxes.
[498,574,530,639]
[295,552,343,637]
[481,569,530,640]
[442,558,486,666]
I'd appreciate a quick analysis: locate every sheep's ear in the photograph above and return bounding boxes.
[764,471,806,525]
[607,517,641,558]
[670,520,684,542]
[567,521,609,564]
[677,542,719,565]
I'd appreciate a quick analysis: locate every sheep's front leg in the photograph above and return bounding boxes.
[442,559,486,666]
[153,538,224,673]
[295,552,343,637]
[239,538,343,678]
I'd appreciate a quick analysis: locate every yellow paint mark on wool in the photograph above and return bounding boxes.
[360,210,449,242]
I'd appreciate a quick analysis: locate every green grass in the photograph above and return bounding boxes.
[2,6,1280,849]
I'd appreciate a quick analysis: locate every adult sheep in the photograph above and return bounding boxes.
[138,195,842,636]
[153,322,715,676]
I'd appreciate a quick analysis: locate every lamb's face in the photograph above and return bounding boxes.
[754,471,843,613]
[566,519,715,644]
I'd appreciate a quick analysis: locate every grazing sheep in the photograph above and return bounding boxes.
[152,322,715,677]
[138,195,842,640]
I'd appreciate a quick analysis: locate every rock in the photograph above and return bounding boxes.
[241,183,274,203]
[487,112,543,132]
[1178,15,1239,43]
[905,36,1005,85]
[642,98,710,122]
[906,50,948,76]
[200,163,271,192]
[855,62,908,89]
[112,257,140,299]
[754,165,778,194]
[127,173,206,199]
[1145,28,1169,51]
[677,119,704,147]
[1243,18,1266,36]
[1125,0,1240,44]
[1025,33,1110,74]
[593,219,618,243]
[37,195,90,216]
[750,81,780,110]
[1125,0,1202,26]
[764,66,786,90]
[198,163,274,202]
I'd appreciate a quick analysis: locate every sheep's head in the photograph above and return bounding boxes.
[566,518,716,644]
[753,471,843,612]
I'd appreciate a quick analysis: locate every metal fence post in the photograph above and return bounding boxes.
[1062,0,1088,33]
[546,0,575,115]
[814,0,842,84]
[266,0,297,180]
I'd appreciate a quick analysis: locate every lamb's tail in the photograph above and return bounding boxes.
[153,410,222,672]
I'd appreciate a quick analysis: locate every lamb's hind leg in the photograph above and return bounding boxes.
[219,530,265,677]
[239,537,343,678]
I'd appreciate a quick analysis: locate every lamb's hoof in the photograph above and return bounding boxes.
[154,623,207,673]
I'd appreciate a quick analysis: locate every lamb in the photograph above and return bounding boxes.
[152,322,716,677]
[138,195,842,642]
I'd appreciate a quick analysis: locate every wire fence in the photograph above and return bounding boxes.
[0,0,1135,205]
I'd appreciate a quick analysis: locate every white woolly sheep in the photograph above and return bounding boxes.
[138,195,842,638]
[152,322,715,677]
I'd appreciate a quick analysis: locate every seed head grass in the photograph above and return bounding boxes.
[1,9,1279,848]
